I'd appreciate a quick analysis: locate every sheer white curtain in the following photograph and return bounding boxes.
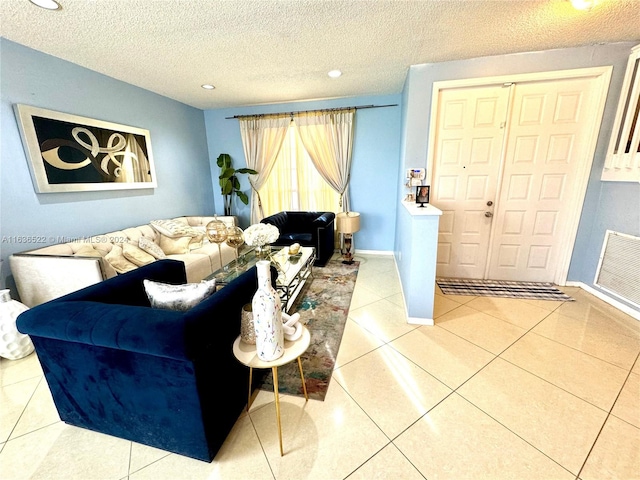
[239,115,290,223]
[259,125,340,216]
[293,109,355,211]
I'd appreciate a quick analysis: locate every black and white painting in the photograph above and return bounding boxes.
[14,104,157,193]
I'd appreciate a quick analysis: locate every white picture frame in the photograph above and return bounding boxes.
[14,104,157,193]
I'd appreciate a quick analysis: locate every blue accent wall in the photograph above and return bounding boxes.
[203,95,402,252]
[0,39,214,289]
[399,42,640,313]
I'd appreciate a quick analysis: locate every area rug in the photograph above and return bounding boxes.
[258,260,359,401]
[437,278,574,301]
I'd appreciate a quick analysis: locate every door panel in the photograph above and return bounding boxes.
[487,77,599,282]
[433,85,510,278]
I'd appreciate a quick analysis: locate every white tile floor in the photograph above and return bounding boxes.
[1,253,639,479]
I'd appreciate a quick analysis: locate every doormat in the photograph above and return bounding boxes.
[258,260,359,401]
[437,278,574,301]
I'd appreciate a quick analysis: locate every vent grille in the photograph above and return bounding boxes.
[594,230,640,308]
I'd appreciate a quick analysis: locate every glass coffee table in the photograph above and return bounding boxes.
[206,246,315,312]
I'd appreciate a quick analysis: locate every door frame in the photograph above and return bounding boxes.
[426,66,612,285]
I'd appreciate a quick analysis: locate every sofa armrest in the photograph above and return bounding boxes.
[261,212,290,231]
[312,212,335,229]
[53,259,187,306]
[17,301,189,360]
[9,254,108,307]
[16,265,271,361]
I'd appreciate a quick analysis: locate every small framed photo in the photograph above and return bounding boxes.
[415,185,430,207]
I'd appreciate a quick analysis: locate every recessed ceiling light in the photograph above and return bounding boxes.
[29,0,61,10]
[328,70,342,78]
[201,84,216,90]
[569,0,597,10]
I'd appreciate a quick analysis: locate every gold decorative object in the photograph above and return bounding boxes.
[206,219,228,270]
[225,226,244,262]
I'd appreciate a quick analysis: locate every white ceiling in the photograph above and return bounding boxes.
[1,0,639,110]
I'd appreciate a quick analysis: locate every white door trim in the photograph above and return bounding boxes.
[426,66,613,285]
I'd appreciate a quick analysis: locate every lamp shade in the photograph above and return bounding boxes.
[337,212,361,234]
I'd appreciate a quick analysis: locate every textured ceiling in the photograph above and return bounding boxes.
[1,0,639,109]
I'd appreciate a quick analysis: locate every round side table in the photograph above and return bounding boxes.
[232,325,310,456]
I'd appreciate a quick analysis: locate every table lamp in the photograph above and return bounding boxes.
[336,211,360,264]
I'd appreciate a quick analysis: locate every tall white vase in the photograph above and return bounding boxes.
[0,289,34,360]
[252,260,284,361]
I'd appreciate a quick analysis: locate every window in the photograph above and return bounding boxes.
[602,44,640,182]
[259,124,340,216]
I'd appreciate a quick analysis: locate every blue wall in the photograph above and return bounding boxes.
[399,42,640,312]
[203,95,402,252]
[0,39,214,289]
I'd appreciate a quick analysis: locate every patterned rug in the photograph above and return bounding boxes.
[437,278,574,301]
[258,260,359,401]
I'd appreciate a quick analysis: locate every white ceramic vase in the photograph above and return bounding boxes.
[0,289,34,360]
[252,260,284,361]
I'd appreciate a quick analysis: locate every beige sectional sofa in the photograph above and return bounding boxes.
[9,216,237,307]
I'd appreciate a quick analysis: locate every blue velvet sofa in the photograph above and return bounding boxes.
[16,259,273,462]
[261,211,335,266]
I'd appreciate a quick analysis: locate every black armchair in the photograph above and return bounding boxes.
[261,211,335,266]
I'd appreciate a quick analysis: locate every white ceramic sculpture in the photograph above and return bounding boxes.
[282,312,303,341]
[252,260,284,361]
[0,289,34,360]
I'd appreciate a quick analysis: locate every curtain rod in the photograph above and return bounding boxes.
[224,103,397,120]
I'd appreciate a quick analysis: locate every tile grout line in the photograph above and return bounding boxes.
[3,375,45,444]
[246,408,277,480]
[379,308,578,476]
[575,350,640,479]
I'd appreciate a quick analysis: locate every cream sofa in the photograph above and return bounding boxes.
[9,216,237,307]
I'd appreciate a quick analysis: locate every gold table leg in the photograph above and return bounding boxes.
[297,357,308,401]
[272,366,284,456]
[247,367,253,412]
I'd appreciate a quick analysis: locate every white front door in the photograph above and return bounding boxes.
[432,71,609,282]
[433,84,510,279]
[486,76,603,282]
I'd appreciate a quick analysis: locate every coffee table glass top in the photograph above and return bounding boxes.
[207,245,315,288]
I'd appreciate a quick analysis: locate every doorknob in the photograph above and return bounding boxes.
[487,201,493,206]
[485,211,493,217]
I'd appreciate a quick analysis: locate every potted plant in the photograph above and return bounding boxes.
[216,153,257,215]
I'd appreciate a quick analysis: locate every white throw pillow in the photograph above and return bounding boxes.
[73,245,103,257]
[139,236,166,259]
[150,219,200,238]
[158,234,191,255]
[105,245,138,274]
[122,243,155,267]
[143,278,217,311]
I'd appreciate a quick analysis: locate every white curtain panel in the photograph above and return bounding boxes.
[239,115,290,223]
[293,109,355,212]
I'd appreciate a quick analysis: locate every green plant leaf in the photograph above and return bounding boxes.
[221,182,233,195]
[236,168,258,175]
[217,153,231,169]
[220,168,235,179]
[237,191,249,204]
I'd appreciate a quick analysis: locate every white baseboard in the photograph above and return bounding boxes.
[355,249,394,256]
[566,281,640,322]
[407,317,434,326]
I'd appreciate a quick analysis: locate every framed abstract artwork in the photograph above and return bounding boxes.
[14,104,157,193]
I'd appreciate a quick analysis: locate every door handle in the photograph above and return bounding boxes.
[485,211,493,217]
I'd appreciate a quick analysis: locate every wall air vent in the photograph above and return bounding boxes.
[602,44,640,183]
[594,230,640,308]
